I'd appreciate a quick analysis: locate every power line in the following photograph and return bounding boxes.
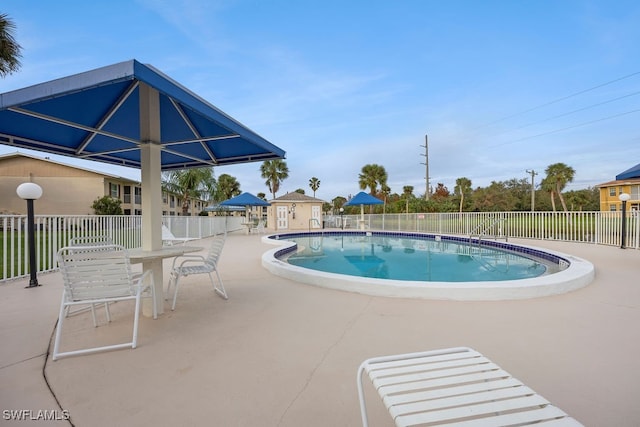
[478,70,640,129]
[489,107,640,148]
[509,90,640,132]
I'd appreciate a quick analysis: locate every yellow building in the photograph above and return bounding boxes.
[597,163,640,212]
[268,192,325,231]
[0,152,206,216]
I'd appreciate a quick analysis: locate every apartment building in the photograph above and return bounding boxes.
[597,162,640,212]
[0,152,206,216]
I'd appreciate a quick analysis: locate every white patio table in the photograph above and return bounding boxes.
[129,245,202,317]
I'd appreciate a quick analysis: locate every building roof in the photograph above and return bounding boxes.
[270,192,325,203]
[597,177,640,188]
[0,151,139,182]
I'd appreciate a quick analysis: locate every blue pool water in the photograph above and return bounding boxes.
[281,233,557,282]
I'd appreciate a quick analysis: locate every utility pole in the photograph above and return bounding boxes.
[526,169,537,212]
[420,134,430,200]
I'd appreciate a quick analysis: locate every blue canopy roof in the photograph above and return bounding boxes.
[616,163,640,181]
[344,191,383,206]
[220,192,270,207]
[0,59,285,170]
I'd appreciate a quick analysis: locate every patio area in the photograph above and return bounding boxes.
[1,232,639,426]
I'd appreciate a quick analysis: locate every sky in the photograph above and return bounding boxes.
[1,0,640,201]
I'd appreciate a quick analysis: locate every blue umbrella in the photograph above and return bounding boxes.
[220,192,270,207]
[221,192,270,224]
[344,192,383,229]
[344,191,384,207]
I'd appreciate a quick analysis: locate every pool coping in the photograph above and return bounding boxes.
[261,231,595,301]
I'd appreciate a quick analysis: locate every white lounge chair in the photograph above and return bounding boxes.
[357,347,583,427]
[52,244,157,361]
[162,224,197,246]
[166,234,228,310]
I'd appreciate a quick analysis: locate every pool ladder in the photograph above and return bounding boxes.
[469,217,508,245]
[308,218,323,233]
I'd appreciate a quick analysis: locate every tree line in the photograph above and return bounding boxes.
[332,161,599,214]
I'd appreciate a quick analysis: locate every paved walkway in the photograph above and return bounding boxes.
[1,232,639,426]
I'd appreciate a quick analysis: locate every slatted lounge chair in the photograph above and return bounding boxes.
[52,244,157,361]
[162,224,198,246]
[166,234,228,310]
[357,347,583,427]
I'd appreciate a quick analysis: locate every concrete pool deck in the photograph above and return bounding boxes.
[1,232,639,426]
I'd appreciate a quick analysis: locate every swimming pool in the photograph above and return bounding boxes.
[261,231,595,300]
[284,234,555,282]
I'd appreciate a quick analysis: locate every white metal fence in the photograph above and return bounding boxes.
[0,215,244,282]
[1,211,638,283]
[334,210,639,247]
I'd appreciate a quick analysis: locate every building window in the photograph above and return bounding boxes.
[110,183,119,198]
[163,192,168,204]
[609,204,617,211]
[170,196,175,208]
[134,187,142,204]
[618,186,623,195]
[631,185,639,200]
[135,209,142,215]
[123,186,131,203]
[124,209,131,215]
[609,187,615,197]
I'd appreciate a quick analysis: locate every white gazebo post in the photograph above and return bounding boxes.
[16,182,43,288]
[139,83,165,316]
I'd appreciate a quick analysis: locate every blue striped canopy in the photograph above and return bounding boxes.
[0,59,285,170]
[616,163,640,181]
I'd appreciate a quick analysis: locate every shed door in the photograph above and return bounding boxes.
[277,206,288,229]
[311,205,321,228]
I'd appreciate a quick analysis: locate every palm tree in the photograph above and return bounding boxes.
[217,173,241,201]
[260,160,289,199]
[454,177,473,214]
[358,164,387,196]
[544,163,575,212]
[540,176,557,212]
[402,185,414,213]
[0,13,22,77]
[381,184,391,214]
[309,177,320,197]
[162,168,216,215]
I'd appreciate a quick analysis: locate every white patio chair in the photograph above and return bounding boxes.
[251,220,266,234]
[65,235,116,322]
[52,244,157,361]
[70,235,114,247]
[166,234,228,310]
[162,224,197,246]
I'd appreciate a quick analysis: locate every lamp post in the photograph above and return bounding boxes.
[16,183,43,288]
[339,207,344,230]
[619,193,631,249]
